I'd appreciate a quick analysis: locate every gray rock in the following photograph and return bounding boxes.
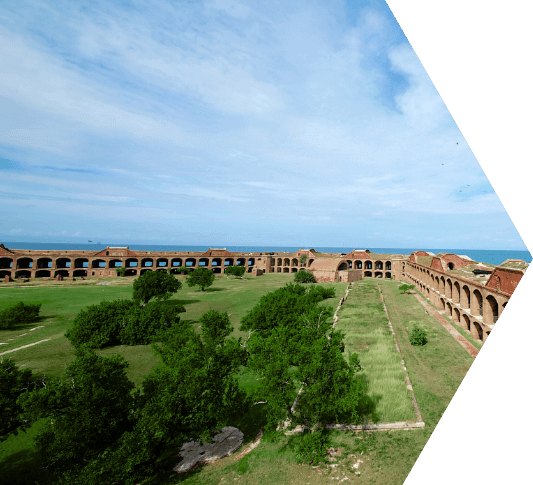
[173,426,244,474]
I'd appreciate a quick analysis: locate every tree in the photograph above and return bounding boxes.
[132,270,182,305]
[0,358,39,441]
[294,270,316,283]
[115,267,126,277]
[19,350,136,484]
[239,283,367,439]
[0,301,42,330]
[399,284,415,294]
[186,267,215,291]
[225,265,246,278]
[299,254,308,265]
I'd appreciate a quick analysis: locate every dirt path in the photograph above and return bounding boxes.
[0,339,50,356]
[409,291,479,359]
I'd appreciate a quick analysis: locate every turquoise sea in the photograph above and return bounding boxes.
[2,242,531,266]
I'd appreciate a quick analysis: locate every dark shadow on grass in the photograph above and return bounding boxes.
[0,448,47,485]
[200,287,225,292]
[155,299,200,308]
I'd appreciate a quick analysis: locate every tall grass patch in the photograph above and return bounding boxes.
[335,280,416,423]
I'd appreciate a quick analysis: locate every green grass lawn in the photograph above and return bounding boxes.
[0,275,476,485]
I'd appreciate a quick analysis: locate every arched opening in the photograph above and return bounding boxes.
[156,258,168,267]
[73,269,87,277]
[386,261,391,270]
[453,281,461,304]
[485,330,491,340]
[472,290,483,318]
[249,258,256,266]
[0,270,11,279]
[364,261,372,270]
[485,295,499,324]
[56,258,71,268]
[236,258,245,266]
[448,262,454,270]
[440,276,445,294]
[126,258,138,268]
[17,258,33,269]
[502,302,507,309]
[347,260,352,269]
[171,258,182,267]
[440,298,445,311]
[446,279,452,299]
[453,307,460,323]
[156,268,167,273]
[375,272,383,278]
[277,258,282,266]
[54,270,69,278]
[461,314,471,331]
[248,267,253,273]
[92,259,106,268]
[299,267,306,271]
[37,257,52,269]
[354,260,362,269]
[375,261,383,270]
[0,258,13,269]
[385,272,391,279]
[35,270,51,278]
[213,267,222,274]
[15,270,31,278]
[142,258,153,267]
[199,258,209,267]
[109,259,122,268]
[364,271,372,277]
[289,258,296,267]
[431,275,435,288]
[185,258,196,267]
[446,302,453,317]
[283,258,290,266]
[125,269,137,276]
[338,262,348,271]
[224,258,234,267]
[461,285,470,310]
[291,267,297,273]
[212,258,222,267]
[277,267,281,273]
[472,321,483,341]
[140,268,152,275]
[74,258,89,268]
[283,267,289,273]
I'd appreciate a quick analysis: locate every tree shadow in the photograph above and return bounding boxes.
[202,288,224,292]
[0,448,47,485]
[156,299,200,308]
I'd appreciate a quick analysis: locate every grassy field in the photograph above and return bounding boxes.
[0,276,476,485]
[335,280,416,423]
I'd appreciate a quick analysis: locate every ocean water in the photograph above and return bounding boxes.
[3,242,531,266]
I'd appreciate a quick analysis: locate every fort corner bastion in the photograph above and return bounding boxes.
[0,244,527,345]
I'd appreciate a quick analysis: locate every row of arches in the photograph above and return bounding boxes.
[273,258,315,268]
[0,256,257,272]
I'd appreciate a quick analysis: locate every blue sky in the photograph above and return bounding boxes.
[0,0,525,250]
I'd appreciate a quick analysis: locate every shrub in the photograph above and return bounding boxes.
[133,270,182,305]
[225,265,246,278]
[121,302,185,346]
[294,270,316,283]
[399,284,415,294]
[295,428,331,465]
[0,302,42,330]
[409,325,428,346]
[65,299,137,348]
[115,267,126,277]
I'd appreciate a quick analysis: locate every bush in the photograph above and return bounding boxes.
[295,428,331,465]
[133,270,182,306]
[409,325,428,346]
[121,302,185,345]
[65,300,137,348]
[225,265,246,278]
[0,302,42,330]
[294,270,316,283]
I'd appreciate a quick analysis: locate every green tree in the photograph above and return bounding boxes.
[187,267,216,291]
[299,254,308,265]
[294,270,316,283]
[399,284,415,294]
[0,301,42,330]
[239,284,366,438]
[225,265,246,278]
[132,270,182,305]
[0,359,38,441]
[19,350,136,483]
[115,266,126,277]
